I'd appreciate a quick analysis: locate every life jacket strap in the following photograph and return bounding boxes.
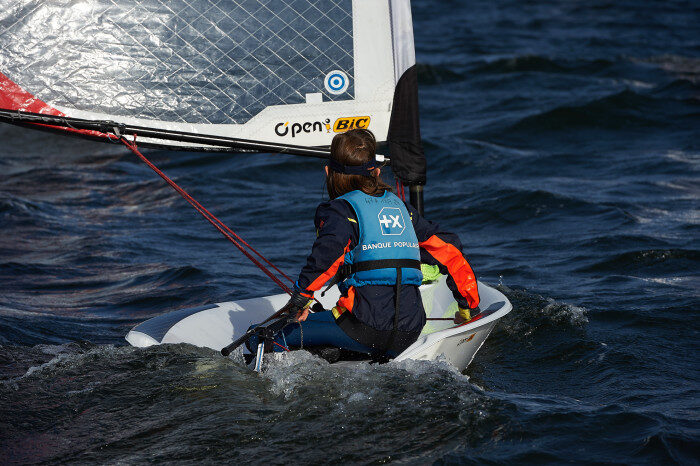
[321,259,421,296]
[379,267,402,362]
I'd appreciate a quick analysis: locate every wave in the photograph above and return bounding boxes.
[468,55,616,75]
[508,90,661,132]
[494,285,588,339]
[416,63,466,85]
[0,192,60,221]
[642,55,700,84]
[651,78,700,100]
[578,248,699,274]
[431,187,625,226]
[496,83,700,141]
[0,260,201,288]
[0,342,511,464]
[0,263,207,345]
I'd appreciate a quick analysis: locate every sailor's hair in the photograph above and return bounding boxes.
[326,129,391,199]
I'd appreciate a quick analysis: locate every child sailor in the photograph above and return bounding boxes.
[251,128,480,360]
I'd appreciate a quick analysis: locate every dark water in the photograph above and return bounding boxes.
[2,0,699,463]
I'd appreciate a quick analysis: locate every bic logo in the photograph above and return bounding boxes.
[333,116,370,132]
[378,207,405,235]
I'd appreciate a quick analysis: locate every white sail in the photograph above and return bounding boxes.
[0,0,421,170]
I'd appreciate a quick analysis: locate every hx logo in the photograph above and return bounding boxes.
[378,207,405,235]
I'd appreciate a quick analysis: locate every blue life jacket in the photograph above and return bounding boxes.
[338,190,422,288]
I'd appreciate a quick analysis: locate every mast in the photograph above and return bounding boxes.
[409,186,424,216]
[386,1,426,216]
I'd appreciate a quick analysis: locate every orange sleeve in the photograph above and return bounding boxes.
[296,199,357,293]
[305,240,351,292]
[419,235,480,309]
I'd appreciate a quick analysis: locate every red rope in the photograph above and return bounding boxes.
[273,341,291,352]
[395,178,406,201]
[120,136,293,295]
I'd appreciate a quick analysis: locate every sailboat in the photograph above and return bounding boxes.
[0,0,511,371]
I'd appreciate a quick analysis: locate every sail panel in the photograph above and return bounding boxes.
[0,0,426,184]
[0,0,354,125]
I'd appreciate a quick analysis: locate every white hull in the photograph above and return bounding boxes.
[125,277,511,372]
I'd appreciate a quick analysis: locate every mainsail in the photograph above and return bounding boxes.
[0,0,425,185]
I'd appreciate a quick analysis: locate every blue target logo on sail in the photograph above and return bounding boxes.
[378,208,406,235]
[325,70,349,95]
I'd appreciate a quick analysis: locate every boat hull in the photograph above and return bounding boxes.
[126,278,512,371]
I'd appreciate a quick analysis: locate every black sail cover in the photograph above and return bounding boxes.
[0,0,426,185]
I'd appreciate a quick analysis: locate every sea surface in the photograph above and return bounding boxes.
[1,0,699,463]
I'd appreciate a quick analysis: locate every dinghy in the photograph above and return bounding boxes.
[126,278,510,371]
[0,1,513,370]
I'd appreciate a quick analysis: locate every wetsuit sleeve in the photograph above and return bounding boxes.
[295,200,358,296]
[406,203,480,309]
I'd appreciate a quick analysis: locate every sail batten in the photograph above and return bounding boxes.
[0,0,426,183]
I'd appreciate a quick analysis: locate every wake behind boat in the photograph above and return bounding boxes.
[126,278,511,371]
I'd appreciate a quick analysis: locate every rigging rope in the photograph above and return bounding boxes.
[273,341,290,352]
[395,178,406,202]
[119,136,293,295]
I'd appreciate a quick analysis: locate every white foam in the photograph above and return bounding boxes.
[541,298,589,326]
[259,349,472,403]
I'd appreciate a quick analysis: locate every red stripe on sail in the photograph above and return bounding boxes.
[0,71,63,115]
[0,71,109,139]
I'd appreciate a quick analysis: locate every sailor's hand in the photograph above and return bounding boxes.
[283,290,309,311]
[295,307,310,322]
[282,289,313,320]
[454,307,471,324]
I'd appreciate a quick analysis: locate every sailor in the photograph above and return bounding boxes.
[254,129,480,360]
